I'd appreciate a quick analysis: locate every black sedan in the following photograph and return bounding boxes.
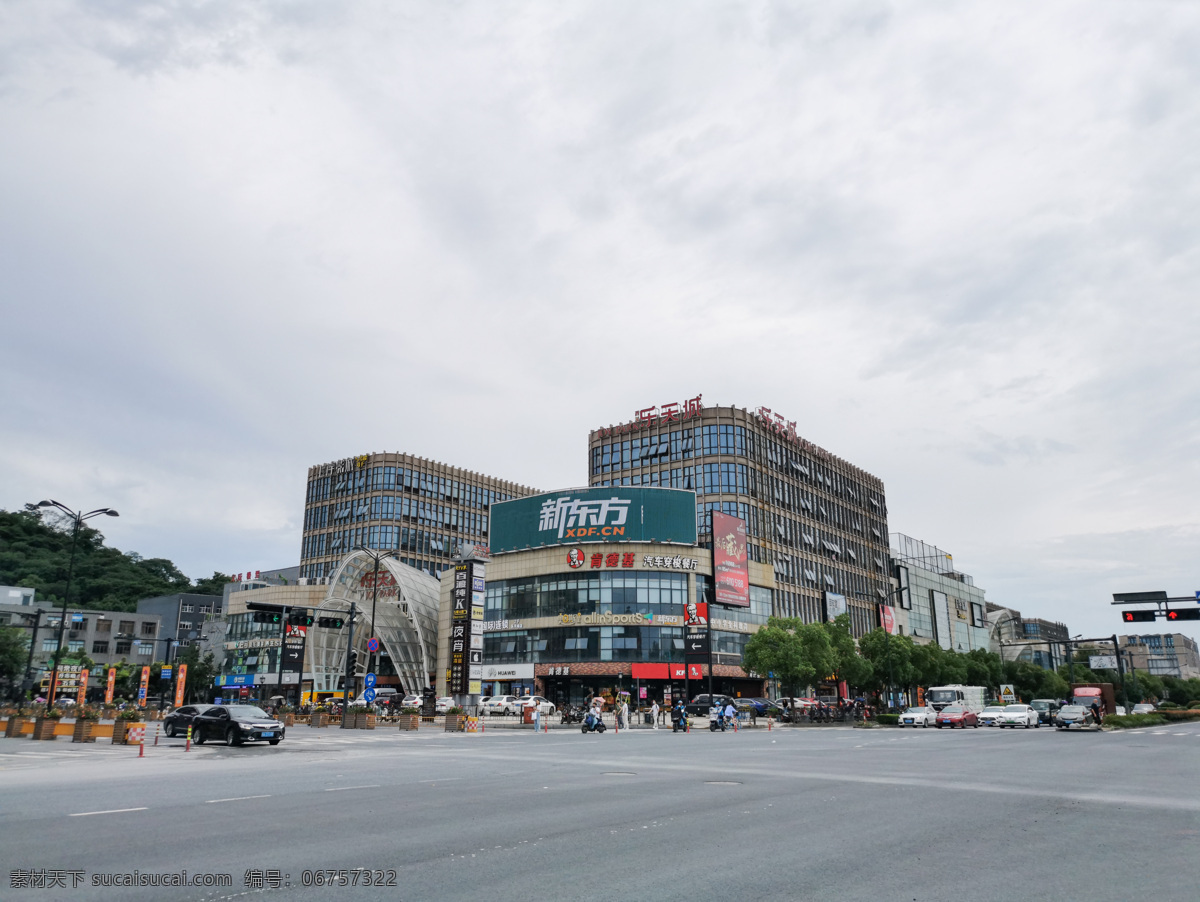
[162,704,213,738]
[193,705,285,746]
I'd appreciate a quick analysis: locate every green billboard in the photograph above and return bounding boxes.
[490,487,697,553]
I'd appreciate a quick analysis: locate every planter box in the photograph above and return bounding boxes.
[32,718,61,741]
[101,708,118,720]
[72,720,98,743]
[4,717,30,738]
[282,714,295,727]
[397,715,419,732]
[111,721,145,745]
[310,713,330,728]
[444,715,465,732]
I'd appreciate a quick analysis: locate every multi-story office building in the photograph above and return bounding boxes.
[299,452,539,581]
[891,534,990,652]
[0,601,164,679]
[987,603,1071,668]
[136,592,223,651]
[588,397,891,636]
[1120,633,1200,679]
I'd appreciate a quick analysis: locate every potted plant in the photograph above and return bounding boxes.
[111,708,144,745]
[4,706,32,738]
[72,707,101,743]
[278,704,296,727]
[397,706,420,731]
[311,705,331,728]
[444,705,466,732]
[33,707,64,741]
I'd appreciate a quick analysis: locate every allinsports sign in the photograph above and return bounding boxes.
[490,487,697,553]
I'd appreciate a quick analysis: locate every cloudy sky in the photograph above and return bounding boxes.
[3,2,1197,642]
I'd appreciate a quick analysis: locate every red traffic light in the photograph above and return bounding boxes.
[1122,610,1157,622]
[1166,608,1200,621]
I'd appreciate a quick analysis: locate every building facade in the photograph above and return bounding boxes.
[136,592,224,652]
[1120,633,1200,680]
[891,534,990,652]
[986,602,1071,669]
[436,486,774,707]
[587,397,891,637]
[299,452,539,581]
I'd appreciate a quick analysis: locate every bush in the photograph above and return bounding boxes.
[115,709,143,721]
[399,707,419,715]
[446,706,465,716]
[1103,714,1167,730]
[874,713,899,725]
[1159,709,1200,722]
[1157,701,1180,710]
[1189,701,1200,710]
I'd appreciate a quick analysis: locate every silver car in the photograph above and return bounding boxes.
[898,706,936,727]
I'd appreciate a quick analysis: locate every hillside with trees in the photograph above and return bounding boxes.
[0,506,230,613]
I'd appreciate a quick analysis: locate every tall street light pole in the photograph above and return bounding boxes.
[354,546,392,682]
[35,501,118,705]
[856,585,905,711]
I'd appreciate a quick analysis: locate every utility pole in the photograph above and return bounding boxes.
[340,603,358,727]
[18,609,43,703]
[1113,634,1130,711]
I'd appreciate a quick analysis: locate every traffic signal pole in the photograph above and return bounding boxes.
[340,603,357,728]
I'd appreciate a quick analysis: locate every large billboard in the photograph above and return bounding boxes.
[712,512,750,608]
[490,487,697,553]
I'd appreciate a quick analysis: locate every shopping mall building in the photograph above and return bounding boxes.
[588,396,893,636]
[436,485,774,708]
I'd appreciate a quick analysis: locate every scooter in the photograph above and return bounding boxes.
[560,705,584,725]
[581,712,607,734]
[708,706,724,732]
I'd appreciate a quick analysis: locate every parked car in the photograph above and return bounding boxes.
[521,696,557,715]
[685,694,738,716]
[192,705,285,746]
[978,706,1007,727]
[898,705,937,728]
[998,704,1040,729]
[482,695,521,716]
[163,704,213,738]
[1030,699,1060,726]
[736,698,779,717]
[1131,703,1156,715]
[1113,705,1127,716]
[1055,705,1097,729]
[434,696,455,714]
[400,695,422,710]
[935,705,978,728]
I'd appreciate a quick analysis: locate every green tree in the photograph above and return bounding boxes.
[962,649,1004,690]
[857,629,915,697]
[176,645,219,704]
[821,614,873,693]
[743,617,834,695]
[0,624,28,697]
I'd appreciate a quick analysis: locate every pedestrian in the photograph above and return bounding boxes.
[530,697,541,732]
[723,699,736,731]
[1090,700,1102,726]
[650,700,659,730]
[619,699,629,730]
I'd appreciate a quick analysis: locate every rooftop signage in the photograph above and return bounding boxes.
[490,487,698,553]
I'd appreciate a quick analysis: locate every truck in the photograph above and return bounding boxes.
[1070,683,1116,715]
[925,685,987,713]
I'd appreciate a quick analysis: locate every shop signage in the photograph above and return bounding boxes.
[138,666,151,707]
[105,668,116,706]
[559,612,670,626]
[712,512,750,607]
[450,561,485,694]
[174,664,188,708]
[879,605,896,635]
[482,619,524,632]
[315,455,369,476]
[490,487,697,553]
[567,550,701,571]
[482,664,534,680]
[595,394,705,437]
[546,665,571,676]
[75,669,89,706]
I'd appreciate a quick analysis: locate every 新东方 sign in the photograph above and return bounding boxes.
[490,487,697,553]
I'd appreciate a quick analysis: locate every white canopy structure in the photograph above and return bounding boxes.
[310,550,441,695]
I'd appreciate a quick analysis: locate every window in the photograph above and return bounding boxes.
[136,642,152,657]
[179,621,192,630]
[181,604,194,613]
[140,622,157,636]
[115,640,132,655]
[68,640,84,652]
[564,637,588,650]
[42,638,57,652]
[95,620,112,633]
[92,641,109,654]
[118,620,135,635]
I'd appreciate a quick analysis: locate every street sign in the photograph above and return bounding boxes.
[1090,655,1118,670]
[1000,684,1016,703]
[363,688,376,703]
[213,697,223,705]
[364,673,377,689]
[160,667,172,680]
[685,633,711,655]
[367,637,380,653]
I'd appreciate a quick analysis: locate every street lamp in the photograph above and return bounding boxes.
[35,501,118,705]
[1065,634,1083,685]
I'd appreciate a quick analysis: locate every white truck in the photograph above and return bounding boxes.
[925,685,986,713]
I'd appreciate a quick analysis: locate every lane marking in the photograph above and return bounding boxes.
[324,784,381,792]
[206,795,272,803]
[69,807,148,817]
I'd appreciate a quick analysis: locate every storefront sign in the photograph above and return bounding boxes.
[546,665,571,676]
[450,561,485,694]
[315,455,369,476]
[879,605,896,635]
[595,394,705,437]
[482,619,524,632]
[712,512,750,608]
[482,664,534,680]
[491,487,697,553]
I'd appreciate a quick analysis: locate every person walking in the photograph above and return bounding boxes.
[650,700,659,730]
[618,699,629,730]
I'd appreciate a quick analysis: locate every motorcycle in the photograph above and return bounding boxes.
[581,712,607,734]
[708,706,724,732]
[560,705,584,725]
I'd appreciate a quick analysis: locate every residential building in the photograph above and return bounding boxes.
[1,585,37,607]
[136,593,224,652]
[891,534,990,652]
[587,396,891,637]
[1120,633,1200,680]
[299,452,539,581]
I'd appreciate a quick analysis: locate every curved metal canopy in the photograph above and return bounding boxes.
[310,550,441,695]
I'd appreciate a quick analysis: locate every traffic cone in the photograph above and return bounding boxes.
[185,725,191,752]
[154,724,159,746]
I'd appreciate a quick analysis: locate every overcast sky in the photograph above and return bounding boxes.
[3,2,1197,643]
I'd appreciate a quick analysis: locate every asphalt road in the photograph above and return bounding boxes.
[1,720,1198,902]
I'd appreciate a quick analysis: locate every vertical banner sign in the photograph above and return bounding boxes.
[451,561,486,695]
[138,666,151,707]
[469,562,485,696]
[712,512,750,607]
[174,663,188,708]
[105,668,116,705]
[879,605,896,634]
[75,669,89,706]
[282,623,306,684]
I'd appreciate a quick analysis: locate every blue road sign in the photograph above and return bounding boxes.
[363,688,376,703]
[367,637,380,653]
[364,673,377,689]
[137,688,146,701]
[160,667,172,680]
[213,697,223,705]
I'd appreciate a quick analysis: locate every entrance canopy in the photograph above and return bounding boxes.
[310,550,441,695]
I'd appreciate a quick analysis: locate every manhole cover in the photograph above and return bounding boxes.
[602,772,637,776]
[704,781,742,785]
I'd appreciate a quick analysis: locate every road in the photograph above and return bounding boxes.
[1,720,1198,901]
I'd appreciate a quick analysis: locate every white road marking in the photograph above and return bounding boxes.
[69,807,148,817]
[324,784,381,792]
[206,795,272,803]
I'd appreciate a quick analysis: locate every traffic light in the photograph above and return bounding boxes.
[346,650,358,673]
[253,611,282,624]
[317,616,345,629]
[1121,610,1157,623]
[287,609,314,627]
[1166,608,1200,621]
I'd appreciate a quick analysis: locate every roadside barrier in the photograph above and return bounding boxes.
[185,725,191,752]
[127,725,145,757]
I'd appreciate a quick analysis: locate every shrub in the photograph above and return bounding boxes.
[115,709,143,721]
[77,707,101,721]
[1189,701,1200,710]
[1157,701,1180,710]
[1103,713,1167,730]
[399,707,419,715]
[1159,709,1200,722]
[41,708,64,720]
[874,713,900,725]
[446,706,465,716]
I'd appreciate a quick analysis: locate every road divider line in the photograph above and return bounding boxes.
[69,807,148,817]
[206,795,272,803]
[324,785,381,792]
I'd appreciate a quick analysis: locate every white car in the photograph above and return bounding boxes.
[897,706,936,728]
[483,695,521,716]
[978,706,1007,727]
[400,695,422,710]
[998,704,1039,728]
[1131,703,1155,715]
[434,696,455,714]
[521,696,557,715]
